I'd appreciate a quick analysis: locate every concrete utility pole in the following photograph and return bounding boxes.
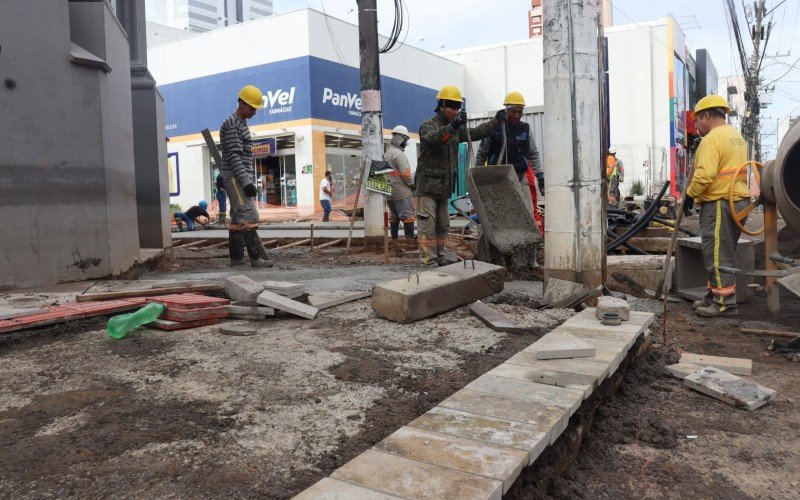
[744,0,767,161]
[357,0,386,244]
[542,0,604,289]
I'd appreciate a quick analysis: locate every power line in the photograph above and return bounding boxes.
[603,0,671,52]
[788,0,800,49]
[764,53,800,85]
[320,0,347,65]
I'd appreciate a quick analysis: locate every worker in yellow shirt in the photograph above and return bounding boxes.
[684,95,750,318]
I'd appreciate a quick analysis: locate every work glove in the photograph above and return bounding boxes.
[536,173,545,195]
[244,183,258,198]
[495,108,507,122]
[682,196,694,216]
[450,109,468,131]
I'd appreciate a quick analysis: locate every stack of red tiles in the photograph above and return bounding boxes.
[0,298,147,334]
[145,293,230,330]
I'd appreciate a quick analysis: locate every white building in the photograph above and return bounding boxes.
[145,0,273,33]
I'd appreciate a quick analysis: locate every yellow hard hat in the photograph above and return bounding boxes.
[436,85,462,102]
[238,85,264,109]
[694,95,729,114]
[503,91,525,107]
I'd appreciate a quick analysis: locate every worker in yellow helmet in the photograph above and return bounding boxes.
[685,94,749,317]
[416,85,505,266]
[219,85,273,268]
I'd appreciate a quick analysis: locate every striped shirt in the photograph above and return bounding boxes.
[219,113,254,186]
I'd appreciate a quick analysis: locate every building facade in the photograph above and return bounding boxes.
[145,0,273,33]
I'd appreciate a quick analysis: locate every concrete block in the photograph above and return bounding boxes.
[684,366,776,411]
[220,325,257,336]
[665,362,704,379]
[294,477,402,499]
[469,300,531,333]
[331,449,502,500]
[561,326,638,350]
[439,389,567,444]
[596,296,630,321]
[491,359,606,393]
[372,261,504,323]
[224,275,264,303]
[680,353,752,376]
[229,302,275,316]
[467,373,584,416]
[307,290,371,310]
[374,426,528,493]
[530,331,596,360]
[260,281,305,298]
[408,407,549,466]
[256,290,318,319]
[543,278,587,304]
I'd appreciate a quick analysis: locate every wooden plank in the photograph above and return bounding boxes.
[312,238,344,250]
[76,284,224,302]
[262,239,278,247]
[177,239,208,249]
[680,353,752,376]
[275,238,311,249]
[740,327,799,338]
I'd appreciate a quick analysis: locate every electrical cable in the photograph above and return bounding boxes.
[606,180,670,252]
[606,228,648,255]
[379,0,406,53]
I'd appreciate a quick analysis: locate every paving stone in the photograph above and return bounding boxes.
[229,302,275,316]
[542,278,587,304]
[0,307,49,320]
[260,281,305,296]
[228,313,269,320]
[489,361,601,397]
[665,362,705,379]
[148,318,219,330]
[220,325,258,336]
[146,293,230,309]
[372,261,505,323]
[374,426,528,493]
[529,331,596,360]
[439,389,567,444]
[331,449,502,500]
[294,478,402,499]
[257,290,318,319]
[561,325,640,350]
[680,353,752,376]
[684,366,776,411]
[465,374,584,415]
[307,290,371,310]
[224,275,265,302]
[408,407,549,466]
[595,296,630,321]
[59,300,142,318]
[469,300,531,333]
[161,305,230,322]
[506,350,609,387]
[10,308,85,329]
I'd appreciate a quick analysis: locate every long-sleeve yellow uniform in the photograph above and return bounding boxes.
[686,124,750,204]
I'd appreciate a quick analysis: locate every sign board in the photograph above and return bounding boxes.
[252,138,277,156]
[364,159,391,196]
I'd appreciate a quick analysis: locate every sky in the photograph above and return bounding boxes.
[273,0,800,159]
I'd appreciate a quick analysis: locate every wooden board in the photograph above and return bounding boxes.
[76,284,224,302]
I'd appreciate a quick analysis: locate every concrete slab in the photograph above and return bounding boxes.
[256,290,318,320]
[260,281,305,294]
[559,327,637,350]
[491,358,606,392]
[439,389,567,444]
[596,296,630,321]
[223,275,265,303]
[229,303,275,316]
[665,362,705,379]
[487,360,595,399]
[684,367,776,411]
[542,278,587,305]
[407,407,549,466]
[294,477,402,499]
[529,331,596,360]
[228,313,270,320]
[372,261,505,323]
[465,374,584,415]
[307,290,371,310]
[469,300,531,334]
[374,426,528,493]
[331,449,502,500]
[680,353,752,376]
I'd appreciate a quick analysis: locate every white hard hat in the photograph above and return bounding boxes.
[608,147,617,154]
[391,125,409,137]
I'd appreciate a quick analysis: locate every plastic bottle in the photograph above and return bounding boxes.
[107,302,165,339]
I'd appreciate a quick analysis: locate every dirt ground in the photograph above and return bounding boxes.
[1,245,799,498]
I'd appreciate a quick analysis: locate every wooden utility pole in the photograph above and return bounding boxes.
[357,0,387,245]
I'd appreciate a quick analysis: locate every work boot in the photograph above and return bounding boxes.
[403,222,416,239]
[390,221,400,240]
[692,298,712,310]
[175,219,184,232]
[695,305,738,318]
[229,230,247,266]
[218,212,227,225]
[243,229,274,268]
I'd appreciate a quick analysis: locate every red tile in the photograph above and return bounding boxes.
[10,307,85,329]
[147,317,220,331]
[146,293,229,310]
[0,320,22,334]
[160,305,230,322]
[61,300,141,317]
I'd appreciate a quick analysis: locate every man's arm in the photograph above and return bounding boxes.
[394,152,414,186]
[475,138,492,166]
[686,142,719,199]
[419,119,456,145]
[462,118,499,142]
[524,133,543,176]
[220,122,251,187]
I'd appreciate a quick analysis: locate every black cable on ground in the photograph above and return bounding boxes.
[606,228,648,255]
[606,180,670,252]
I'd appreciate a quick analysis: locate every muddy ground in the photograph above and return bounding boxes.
[1,245,798,498]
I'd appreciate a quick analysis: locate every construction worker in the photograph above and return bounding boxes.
[416,85,504,266]
[219,85,273,268]
[606,147,624,206]
[215,174,227,225]
[475,91,544,231]
[385,125,416,240]
[685,95,749,318]
[174,201,209,231]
